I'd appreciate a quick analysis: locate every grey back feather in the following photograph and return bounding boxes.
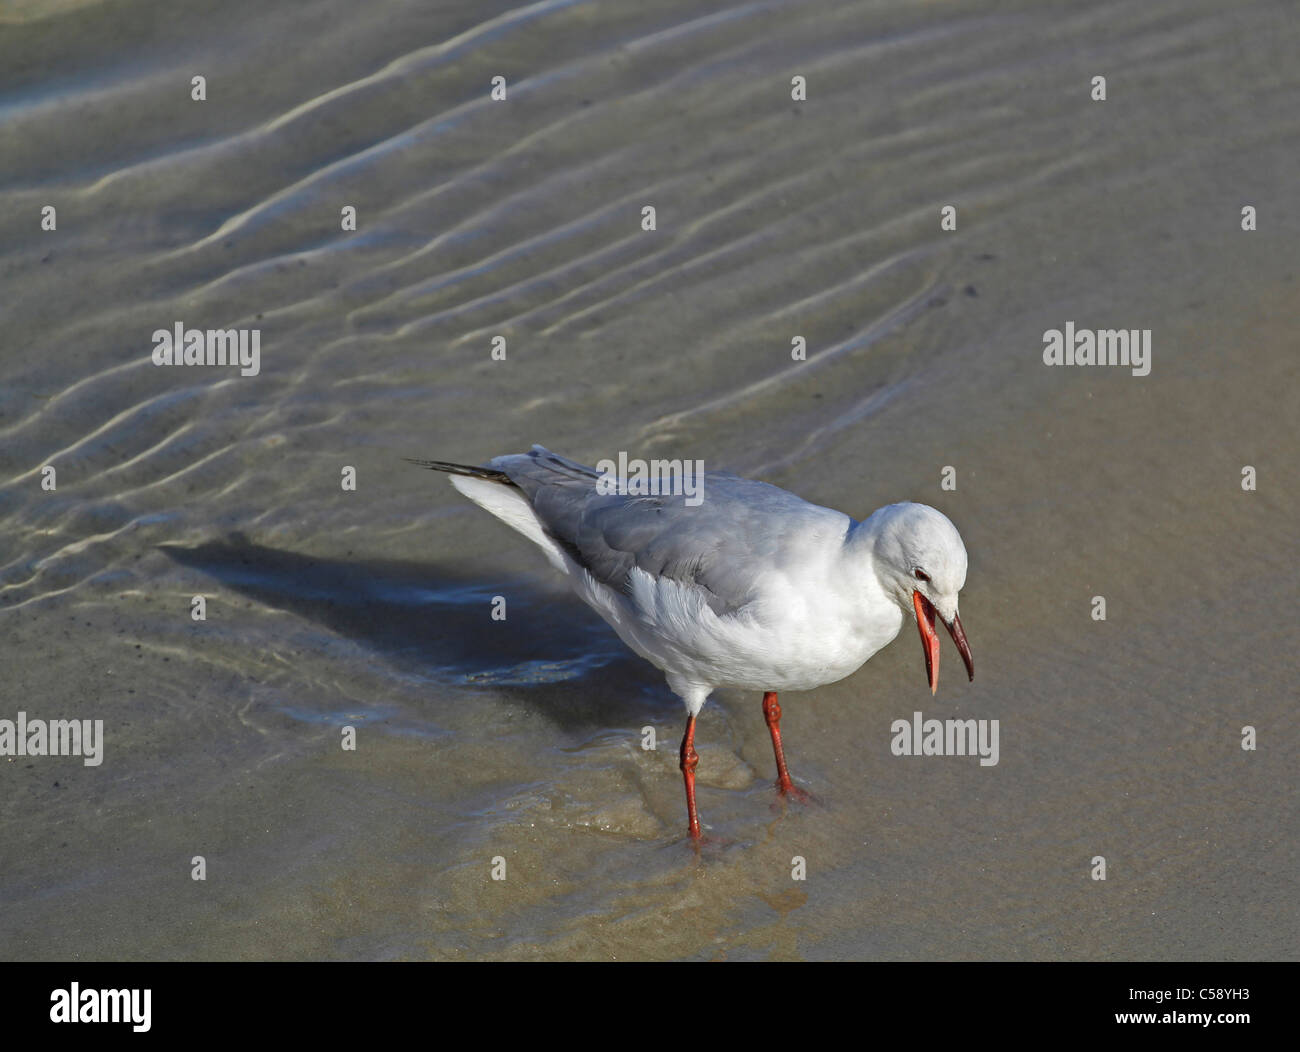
[490,446,851,615]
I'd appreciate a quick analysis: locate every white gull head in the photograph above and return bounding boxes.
[856,502,974,692]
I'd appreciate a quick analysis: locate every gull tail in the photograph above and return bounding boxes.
[408,456,568,573]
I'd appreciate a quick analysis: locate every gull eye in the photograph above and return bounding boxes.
[913,569,931,583]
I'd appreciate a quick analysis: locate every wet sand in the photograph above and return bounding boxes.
[1,0,1297,959]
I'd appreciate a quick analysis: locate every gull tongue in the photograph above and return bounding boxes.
[912,590,940,695]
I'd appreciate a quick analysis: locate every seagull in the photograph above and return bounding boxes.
[411,446,973,840]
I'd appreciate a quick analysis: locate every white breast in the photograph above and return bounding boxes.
[565,551,905,698]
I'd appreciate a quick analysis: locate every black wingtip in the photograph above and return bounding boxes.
[404,458,515,485]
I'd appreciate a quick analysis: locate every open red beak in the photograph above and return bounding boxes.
[912,590,974,695]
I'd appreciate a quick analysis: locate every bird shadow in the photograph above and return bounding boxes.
[158,533,667,733]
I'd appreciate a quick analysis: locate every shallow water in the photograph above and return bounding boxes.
[1,0,1297,960]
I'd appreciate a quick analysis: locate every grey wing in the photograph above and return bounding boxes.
[492,446,850,615]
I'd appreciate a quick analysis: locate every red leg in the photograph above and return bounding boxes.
[680,714,701,839]
[763,691,807,800]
